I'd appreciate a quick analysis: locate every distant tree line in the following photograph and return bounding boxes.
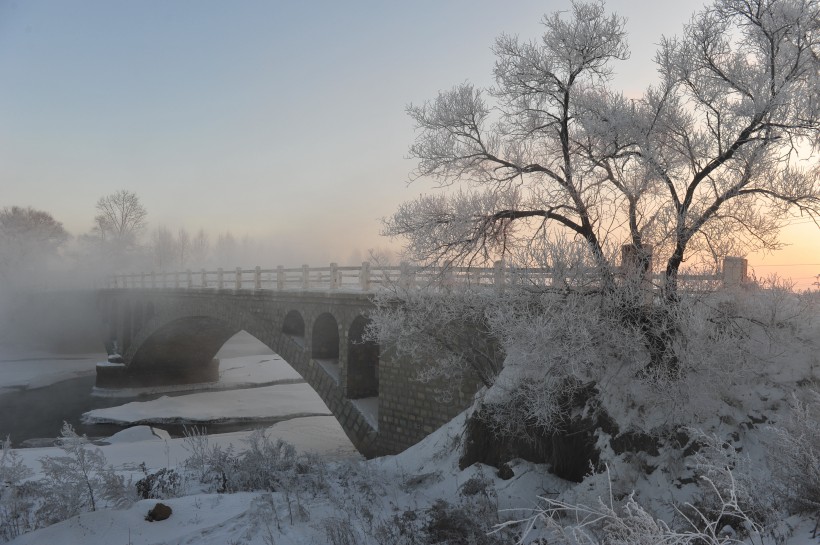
[0,190,292,292]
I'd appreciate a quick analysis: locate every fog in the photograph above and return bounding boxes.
[0,208,400,356]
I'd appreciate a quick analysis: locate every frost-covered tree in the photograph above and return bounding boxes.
[93,190,147,248]
[386,1,629,283]
[372,0,820,479]
[386,0,820,296]
[630,0,820,293]
[176,227,191,269]
[150,226,175,271]
[189,228,210,267]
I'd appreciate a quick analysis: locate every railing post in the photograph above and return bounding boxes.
[254,266,261,290]
[217,268,224,290]
[494,260,505,293]
[330,262,338,290]
[186,269,193,289]
[722,256,747,288]
[151,271,156,289]
[277,266,285,290]
[359,261,371,291]
[201,268,207,288]
[302,264,310,289]
[235,267,242,291]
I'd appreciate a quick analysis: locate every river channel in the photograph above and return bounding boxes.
[0,333,321,448]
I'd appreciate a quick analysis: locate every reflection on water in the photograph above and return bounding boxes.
[0,374,144,447]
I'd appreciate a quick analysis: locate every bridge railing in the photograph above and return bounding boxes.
[106,257,747,294]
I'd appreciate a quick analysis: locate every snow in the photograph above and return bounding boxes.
[7,494,264,545]
[102,425,172,444]
[83,383,333,425]
[0,351,101,395]
[350,396,378,430]
[2,317,819,544]
[315,358,340,384]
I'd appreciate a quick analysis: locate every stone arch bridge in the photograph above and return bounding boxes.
[97,256,749,457]
[97,286,478,458]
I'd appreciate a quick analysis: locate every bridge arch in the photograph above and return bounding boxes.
[282,310,305,338]
[126,315,237,385]
[346,315,379,399]
[312,313,340,360]
[99,289,480,458]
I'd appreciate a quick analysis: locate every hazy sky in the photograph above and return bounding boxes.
[1,0,817,285]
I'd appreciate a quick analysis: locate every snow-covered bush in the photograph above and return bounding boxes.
[135,466,182,499]
[0,437,34,541]
[687,429,777,530]
[769,391,820,518]
[36,422,124,526]
[183,428,327,497]
[372,496,508,545]
[181,425,217,482]
[502,470,765,545]
[318,516,360,545]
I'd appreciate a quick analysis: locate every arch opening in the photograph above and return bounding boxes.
[215,330,275,359]
[346,316,379,399]
[312,313,340,361]
[119,315,239,387]
[282,310,306,340]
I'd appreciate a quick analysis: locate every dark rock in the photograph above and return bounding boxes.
[497,463,514,480]
[459,381,612,482]
[145,502,172,522]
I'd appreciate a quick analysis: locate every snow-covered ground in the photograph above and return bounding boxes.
[1,326,819,545]
[83,383,333,425]
[0,351,101,396]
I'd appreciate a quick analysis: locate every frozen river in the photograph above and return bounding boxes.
[0,332,360,459]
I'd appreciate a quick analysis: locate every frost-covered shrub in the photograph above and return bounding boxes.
[0,438,34,541]
[424,498,507,545]
[36,423,110,526]
[503,480,764,545]
[769,392,820,517]
[373,509,424,545]
[135,466,182,499]
[99,465,134,509]
[181,425,219,481]
[319,516,360,545]
[687,429,776,529]
[183,428,326,496]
